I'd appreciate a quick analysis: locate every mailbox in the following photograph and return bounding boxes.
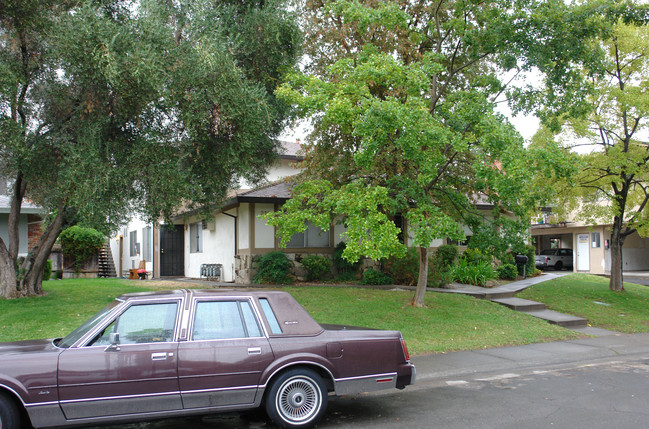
[514,254,529,279]
[514,254,529,265]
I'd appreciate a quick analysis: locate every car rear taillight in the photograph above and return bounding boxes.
[400,337,410,361]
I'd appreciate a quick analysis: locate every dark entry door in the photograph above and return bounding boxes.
[160,225,184,276]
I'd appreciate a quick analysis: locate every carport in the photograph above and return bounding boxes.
[534,232,573,254]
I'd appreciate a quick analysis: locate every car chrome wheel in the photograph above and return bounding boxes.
[277,376,320,423]
[266,368,328,428]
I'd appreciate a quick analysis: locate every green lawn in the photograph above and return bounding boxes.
[0,279,152,342]
[0,278,580,355]
[518,273,649,334]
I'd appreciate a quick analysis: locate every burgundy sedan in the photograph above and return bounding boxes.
[0,289,415,428]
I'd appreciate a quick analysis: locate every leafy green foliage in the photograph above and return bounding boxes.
[268,0,570,305]
[461,248,490,265]
[383,246,454,288]
[333,241,361,275]
[434,245,459,269]
[383,247,419,285]
[301,255,332,281]
[0,0,300,297]
[496,264,518,280]
[253,252,294,285]
[59,226,105,272]
[450,260,496,287]
[361,268,393,285]
[43,260,52,282]
[530,14,649,291]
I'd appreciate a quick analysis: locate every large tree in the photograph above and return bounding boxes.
[266,0,567,306]
[533,4,649,292]
[0,0,300,298]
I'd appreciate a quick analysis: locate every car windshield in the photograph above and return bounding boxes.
[540,249,558,255]
[55,300,121,348]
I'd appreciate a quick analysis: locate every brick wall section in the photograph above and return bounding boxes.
[27,215,43,252]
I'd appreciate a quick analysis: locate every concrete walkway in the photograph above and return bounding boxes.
[430,272,604,332]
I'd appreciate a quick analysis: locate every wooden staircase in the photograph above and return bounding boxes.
[98,243,117,278]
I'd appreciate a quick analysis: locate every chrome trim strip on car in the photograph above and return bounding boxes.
[186,296,269,341]
[0,383,27,406]
[24,400,59,408]
[334,372,398,383]
[73,296,184,348]
[58,390,181,405]
[179,370,259,380]
[333,372,400,396]
[260,361,336,389]
[180,384,258,395]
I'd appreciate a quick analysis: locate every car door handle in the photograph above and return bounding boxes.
[152,352,170,361]
[248,347,262,355]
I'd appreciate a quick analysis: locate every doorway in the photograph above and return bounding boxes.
[160,225,184,276]
[576,233,590,272]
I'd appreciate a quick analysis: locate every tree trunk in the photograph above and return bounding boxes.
[609,218,625,292]
[0,242,19,299]
[0,184,67,298]
[19,206,66,296]
[411,246,429,307]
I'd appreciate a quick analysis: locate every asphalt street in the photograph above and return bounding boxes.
[95,333,649,429]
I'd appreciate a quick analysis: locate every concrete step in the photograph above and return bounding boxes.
[491,297,546,311]
[481,291,516,300]
[520,309,588,328]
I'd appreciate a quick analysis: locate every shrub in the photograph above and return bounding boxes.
[434,245,458,269]
[461,248,490,265]
[361,269,393,285]
[496,263,518,280]
[334,271,357,282]
[59,226,105,272]
[43,260,52,281]
[301,255,332,281]
[427,267,454,288]
[333,241,361,275]
[383,246,457,288]
[450,259,496,286]
[253,251,293,284]
[383,247,419,285]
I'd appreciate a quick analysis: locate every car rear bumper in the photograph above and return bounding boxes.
[396,363,416,389]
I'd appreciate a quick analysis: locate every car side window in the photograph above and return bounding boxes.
[259,298,282,335]
[88,302,178,346]
[192,300,262,340]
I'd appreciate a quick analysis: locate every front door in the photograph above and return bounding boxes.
[576,234,590,271]
[57,301,182,419]
[160,224,184,276]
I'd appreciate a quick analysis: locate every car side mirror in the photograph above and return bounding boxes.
[105,332,121,352]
